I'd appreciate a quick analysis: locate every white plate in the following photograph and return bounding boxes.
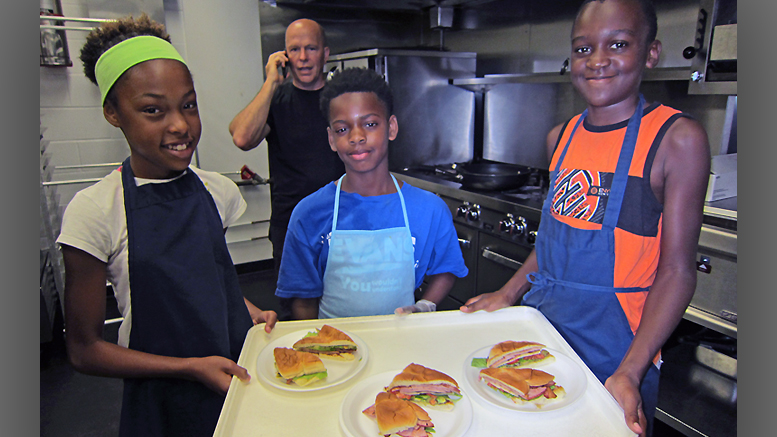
[256,328,369,392]
[340,370,473,437]
[461,346,587,412]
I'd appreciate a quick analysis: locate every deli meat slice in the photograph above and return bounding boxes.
[489,347,543,367]
[397,426,432,437]
[391,384,460,395]
[362,404,376,419]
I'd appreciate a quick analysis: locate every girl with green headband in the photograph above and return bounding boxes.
[57,14,278,436]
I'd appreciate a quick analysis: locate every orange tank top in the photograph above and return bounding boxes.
[549,102,688,333]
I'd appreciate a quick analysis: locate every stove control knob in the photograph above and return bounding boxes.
[467,205,481,221]
[456,203,470,218]
[499,214,516,234]
[527,230,538,245]
[513,216,527,236]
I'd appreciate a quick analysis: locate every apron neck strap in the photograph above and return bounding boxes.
[332,174,410,231]
[602,94,645,229]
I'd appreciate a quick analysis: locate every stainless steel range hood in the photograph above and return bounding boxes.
[261,0,497,10]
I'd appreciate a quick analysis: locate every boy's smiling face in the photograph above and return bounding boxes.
[570,0,661,117]
[327,91,398,176]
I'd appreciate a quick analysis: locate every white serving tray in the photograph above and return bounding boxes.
[214,307,636,436]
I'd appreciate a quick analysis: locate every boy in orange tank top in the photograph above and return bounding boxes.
[461,1,711,436]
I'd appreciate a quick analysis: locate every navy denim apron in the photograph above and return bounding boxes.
[522,95,660,435]
[120,158,252,436]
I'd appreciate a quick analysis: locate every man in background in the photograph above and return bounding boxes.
[230,18,345,319]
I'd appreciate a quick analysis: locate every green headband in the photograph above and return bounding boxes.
[95,35,186,105]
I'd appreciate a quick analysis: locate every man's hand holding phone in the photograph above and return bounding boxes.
[265,50,288,86]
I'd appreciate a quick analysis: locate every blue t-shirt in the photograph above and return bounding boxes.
[276,181,468,299]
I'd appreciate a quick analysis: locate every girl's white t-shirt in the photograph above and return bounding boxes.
[56,166,247,347]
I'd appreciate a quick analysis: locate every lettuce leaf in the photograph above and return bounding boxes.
[302,330,319,338]
[293,371,327,383]
[410,392,462,404]
[470,357,487,368]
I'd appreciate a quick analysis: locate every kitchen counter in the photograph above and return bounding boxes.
[214,308,636,436]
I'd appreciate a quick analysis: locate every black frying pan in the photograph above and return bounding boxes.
[453,162,532,191]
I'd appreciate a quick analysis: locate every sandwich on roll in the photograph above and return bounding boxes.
[487,340,555,368]
[292,324,357,361]
[273,347,327,386]
[362,392,435,437]
[479,367,565,407]
[386,363,462,410]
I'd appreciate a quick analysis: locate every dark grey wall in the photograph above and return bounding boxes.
[440,0,701,76]
[258,3,426,64]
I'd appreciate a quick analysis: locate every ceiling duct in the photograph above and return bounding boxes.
[429,5,453,50]
[429,5,453,28]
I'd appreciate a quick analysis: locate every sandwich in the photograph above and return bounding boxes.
[362,392,435,437]
[273,347,327,386]
[292,324,358,361]
[385,363,462,410]
[479,367,565,407]
[486,340,555,368]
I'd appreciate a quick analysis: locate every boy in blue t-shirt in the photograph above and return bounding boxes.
[275,67,468,320]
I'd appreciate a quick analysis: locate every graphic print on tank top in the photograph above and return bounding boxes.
[551,169,613,224]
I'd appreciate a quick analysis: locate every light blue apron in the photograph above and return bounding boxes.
[319,175,416,318]
[522,95,660,435]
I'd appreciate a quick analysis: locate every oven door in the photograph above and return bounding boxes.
[477,233,532,297]
[418,223,479,311]
[447,223,478,305]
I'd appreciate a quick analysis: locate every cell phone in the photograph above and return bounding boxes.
[280,51,288,77]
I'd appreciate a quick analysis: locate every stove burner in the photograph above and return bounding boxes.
[402,161,549,196]
[500,185,545,201]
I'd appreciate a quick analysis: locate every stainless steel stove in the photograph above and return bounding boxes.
[394,162,550,310]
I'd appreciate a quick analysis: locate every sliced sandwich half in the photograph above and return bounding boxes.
[292,324,357,361]
[386,363,463,411]
[273,347,327,386]
[362,392,435,437]
[486,340,555,368]
[479,367,565,407]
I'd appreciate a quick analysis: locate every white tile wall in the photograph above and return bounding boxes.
[77,139,131,165]
[66,74,103,108]
[45,141,82,167]
[40,107,123,141]
[39,68,71,107]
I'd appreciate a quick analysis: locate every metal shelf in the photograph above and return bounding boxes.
[683,306,737,339]
[450,67,691,92]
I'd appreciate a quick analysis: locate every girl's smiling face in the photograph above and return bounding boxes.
[570,0,661,120]
[104,59,200,179]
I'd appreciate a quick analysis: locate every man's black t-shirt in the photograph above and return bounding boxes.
[266,81,345,228]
